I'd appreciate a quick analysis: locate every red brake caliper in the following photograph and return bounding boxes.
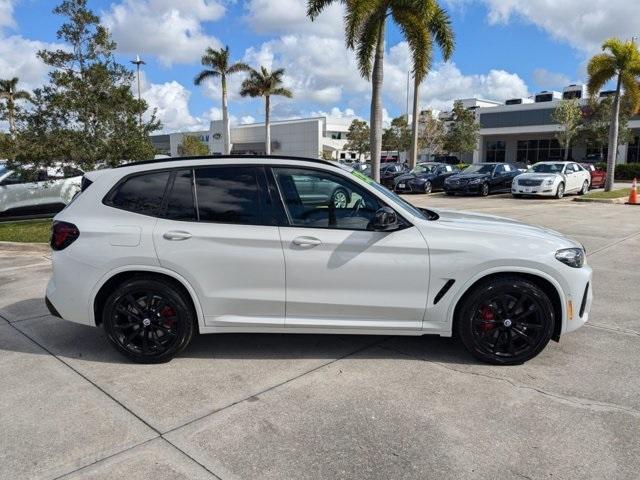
[160,306,176,329]
[479,305,496,331]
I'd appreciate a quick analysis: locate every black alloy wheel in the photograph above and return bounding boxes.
[480,183,490,196]
[456,276,555,365]
[423,181,433,194]
[103,276,195,363]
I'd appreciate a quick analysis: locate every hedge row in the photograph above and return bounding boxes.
[594,163,640,180]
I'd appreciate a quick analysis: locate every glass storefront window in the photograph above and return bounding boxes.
[627,136,639,164]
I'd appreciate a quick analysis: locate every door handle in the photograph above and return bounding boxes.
[292,236,322,247]
[163,231,192,241]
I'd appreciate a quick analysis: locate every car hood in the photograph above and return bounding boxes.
[448,173,489,181]
[517,172,562,181]
[395,173,432,182]
[430,208,580,248]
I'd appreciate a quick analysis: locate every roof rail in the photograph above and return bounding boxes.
[114,154,336,169]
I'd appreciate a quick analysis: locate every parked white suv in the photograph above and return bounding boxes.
[46,156,593,365]
[0,163,82,214]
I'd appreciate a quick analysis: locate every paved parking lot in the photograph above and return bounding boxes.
[1,194,639,480]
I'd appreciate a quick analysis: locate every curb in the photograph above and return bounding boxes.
[0,241,50,254]
[572,197,627,204]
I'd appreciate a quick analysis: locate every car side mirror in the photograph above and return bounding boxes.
[372,206,400,232]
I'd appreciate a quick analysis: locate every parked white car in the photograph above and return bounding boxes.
[46,156,593,365]
[512,161,591,199]
[0,163,83,214]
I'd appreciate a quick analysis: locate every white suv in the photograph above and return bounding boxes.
[46,156,593,365]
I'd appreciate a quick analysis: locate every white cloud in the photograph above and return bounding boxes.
[532,68,575,90]
[0,0,15,32]
[475,0,640,53]
[103,0,225,65]
[241,115,256,124]
[0,35,63,91]
[244,0,344,38]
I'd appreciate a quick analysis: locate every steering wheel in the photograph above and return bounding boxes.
[349,198,364,217]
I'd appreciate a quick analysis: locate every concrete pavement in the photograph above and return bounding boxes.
[0,194,639,479]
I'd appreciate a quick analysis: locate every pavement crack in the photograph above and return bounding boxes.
[377,344,640,419]
[586,322,640,337]
[587,230,640,258]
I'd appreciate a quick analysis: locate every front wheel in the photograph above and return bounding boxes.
[456,276,555,365]
[423,181,433,194]
[102,276,196,363]
[480,183,490,196]
[555,182,565,199]
[331,188,349,208]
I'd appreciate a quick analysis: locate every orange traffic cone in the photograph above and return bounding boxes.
[627,178,639,205]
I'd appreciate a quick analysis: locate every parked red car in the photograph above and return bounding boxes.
[580,163,607,189]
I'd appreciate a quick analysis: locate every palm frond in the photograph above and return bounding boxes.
[427,3,455,61]
[345,0,378,49]
[194,69,219,86]
[307,0,341,20]
[391,7,432,81]
[271,87,294,98]
[227,62,251,74]
[587,54,616,95]
[355,10,384,79]
[621,72,640,113]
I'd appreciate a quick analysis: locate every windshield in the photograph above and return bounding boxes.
[463,164,495,174]
[412,164,437,174]
[0,165,6,177]
[531,163,565,174]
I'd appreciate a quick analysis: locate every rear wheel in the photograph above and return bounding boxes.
[456,276,555,365]
[555,182,565,199]
[578,180,589,195]
[102,276,195,363]
[331,188,349,208]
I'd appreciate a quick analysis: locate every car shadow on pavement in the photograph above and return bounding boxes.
[4,309,480,366]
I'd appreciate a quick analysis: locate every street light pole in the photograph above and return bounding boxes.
[130,54,146,127]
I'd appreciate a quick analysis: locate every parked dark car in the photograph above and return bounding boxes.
[582,153,605,164]
[292,172,352,207]
[580,163,607,189]
[443,163,521,196]
[378,162,410,189]
[394,162,460,194]
[432,155,460,165]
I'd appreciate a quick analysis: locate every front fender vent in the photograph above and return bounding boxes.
[434,279,455,305]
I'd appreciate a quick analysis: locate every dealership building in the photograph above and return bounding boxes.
[441,84,640,165]
[151,116,359,161]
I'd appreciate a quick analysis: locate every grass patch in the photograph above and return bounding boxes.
[582,188,633,200]
[0,219,52,243]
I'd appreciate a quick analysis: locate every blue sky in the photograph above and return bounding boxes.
[1,0,637,133]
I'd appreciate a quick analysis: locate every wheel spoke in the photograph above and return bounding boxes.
[126,294,141,314]
[141,329,149,354]
[156,324,177,336]
[519,322,542,330]
[125,328,140,344]
[512,327,535,345]
[506,330,516,355]
[113,320,138,330]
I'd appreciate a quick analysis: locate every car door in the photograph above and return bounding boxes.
[272,166,429,331]
[564,163,581,191]
[490,164,508,191]
[0,170,43,212]
[153,166,286,328]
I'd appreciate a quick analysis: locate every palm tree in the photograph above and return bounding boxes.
[239,66,293,155]
[408,3,454,169]
[587,38,640,191]
[194,46,250,155]
[308,0,453,181]
[0,77,30,138]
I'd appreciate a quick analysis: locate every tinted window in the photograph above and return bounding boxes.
[165,169,196,221]
[108,171,171,216]
[274,167,382,230]
[195,166,261,224]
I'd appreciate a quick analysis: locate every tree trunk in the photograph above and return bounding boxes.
[605,75,622,191]
[369,19,385,183]
[221,75,230,155]
[8,105,15,139]
[564,138,570,161]
[265,95,271,155]
[409,74,420,169]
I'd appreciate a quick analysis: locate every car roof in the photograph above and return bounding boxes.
[115,154,335,170]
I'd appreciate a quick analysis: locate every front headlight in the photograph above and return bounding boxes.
[555,248,585,268]
[469,178,483,184]
[544,178,555,185]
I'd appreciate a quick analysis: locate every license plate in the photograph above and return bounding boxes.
[398,183,405,188]
[524,187,532,193]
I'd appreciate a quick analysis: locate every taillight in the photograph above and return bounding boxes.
[50,221,80,251]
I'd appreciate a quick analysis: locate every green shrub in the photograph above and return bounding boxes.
[455,163,470,170]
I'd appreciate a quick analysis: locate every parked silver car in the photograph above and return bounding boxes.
[0,163,82,214]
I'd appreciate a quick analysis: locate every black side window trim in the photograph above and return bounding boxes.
[268,165,412,231]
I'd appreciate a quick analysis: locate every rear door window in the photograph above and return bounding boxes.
[106,171,171,216]
[195,166,262,225]
[165,169,196,221]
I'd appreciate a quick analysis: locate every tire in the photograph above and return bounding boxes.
[455,276,555,365]
[102,276,196,364]
[578,180,589,195]
[480,183,490,197]
[555,182,565,199]
[331,188,349,208]
[423,181,433,194]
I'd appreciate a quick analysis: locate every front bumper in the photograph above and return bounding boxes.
[395,181,426,193]
[443,182,482,194]
[512,183,556,196]
[560,263,593,335]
